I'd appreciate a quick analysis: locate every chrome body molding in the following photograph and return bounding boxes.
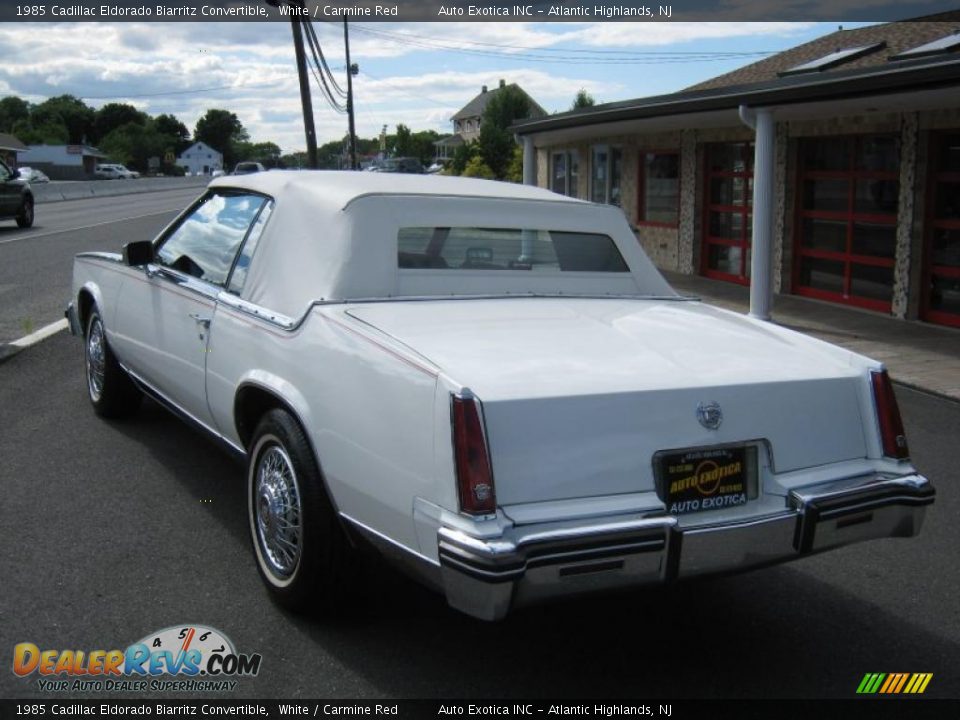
[437,472,934,621]
[123,363,246,458]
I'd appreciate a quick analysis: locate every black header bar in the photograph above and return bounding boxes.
[0,0,958,23]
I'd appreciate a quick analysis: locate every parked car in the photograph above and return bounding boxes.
[233,161,266,175]
[211,169,226,178]
[66,172,934,620]
[375,157,424,174]
[93,164,124,180]
[16,166,50,184]
[0,160,34,228]
[95,163,139,179]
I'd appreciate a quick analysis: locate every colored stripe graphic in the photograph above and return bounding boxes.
[858,672,932,694]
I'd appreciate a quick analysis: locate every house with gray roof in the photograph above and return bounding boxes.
[513,14,960,330]
[435,79,547,161]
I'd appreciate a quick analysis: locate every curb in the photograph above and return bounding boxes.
[0,319,68,364]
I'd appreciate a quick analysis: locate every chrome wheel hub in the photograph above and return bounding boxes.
[86,318,105,402]
[255,445,302,578]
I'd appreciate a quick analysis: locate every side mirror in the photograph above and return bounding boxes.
[123,240,154,267]
[11,168,20,179]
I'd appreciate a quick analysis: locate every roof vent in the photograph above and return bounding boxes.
[778,42,886,76]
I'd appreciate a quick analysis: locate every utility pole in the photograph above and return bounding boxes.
[344,19,358,170]
[289,0,318,169]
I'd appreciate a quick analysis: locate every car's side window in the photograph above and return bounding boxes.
[156,192,266,287]
[0,160,12,181]
[227,199,274,295]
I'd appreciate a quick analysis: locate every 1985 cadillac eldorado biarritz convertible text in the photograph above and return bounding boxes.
[66,172,934,620]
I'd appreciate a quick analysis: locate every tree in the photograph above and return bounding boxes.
[505,145,523,183]
[17,103,69,145]
[393,123,412,157]
[194,109,249,169]
[32,95,94,144]
[0,96,30,133]
[571,89,596,110]
[461,155,495,179]
[478,85,532,180]
[235,141,282,168]
[450,141,479,176]
[154,114,190,147]
[93,103,146,143]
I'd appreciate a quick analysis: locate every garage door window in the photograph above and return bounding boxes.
[922,131,960,327]
[701,142,753,284]
[793,135,899,312]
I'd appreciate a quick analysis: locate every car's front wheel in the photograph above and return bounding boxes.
[16,196,33,228]
[85,308,142,418]
[248,409,357,615]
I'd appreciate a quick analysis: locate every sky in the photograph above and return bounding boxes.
[0,20,873,154]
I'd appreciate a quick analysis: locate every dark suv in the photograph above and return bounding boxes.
[0,160,33,228]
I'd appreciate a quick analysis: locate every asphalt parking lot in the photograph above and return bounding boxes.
[1,330,957,700]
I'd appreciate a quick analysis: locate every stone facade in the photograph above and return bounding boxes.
[531,108,959,327]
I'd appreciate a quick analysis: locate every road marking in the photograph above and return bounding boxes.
[0,209,178,246]
[10,319,69,348]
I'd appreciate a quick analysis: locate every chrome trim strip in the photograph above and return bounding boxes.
[340,512,440,568]
[216,291,296,329]
[146,265,221,302]
[76,251,123,263]
[122,364,245,456]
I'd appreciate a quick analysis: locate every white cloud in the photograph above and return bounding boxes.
[0,20,829,153]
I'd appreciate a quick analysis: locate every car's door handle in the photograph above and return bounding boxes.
[189,313,211,328]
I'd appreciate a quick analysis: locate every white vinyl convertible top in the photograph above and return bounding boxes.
[210,170,588,212]
[207,171,675,316]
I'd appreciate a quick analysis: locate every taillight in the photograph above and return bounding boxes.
[871,370,909,459]
[451,393,496,515]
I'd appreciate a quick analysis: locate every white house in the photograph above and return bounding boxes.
[177,141,223,175]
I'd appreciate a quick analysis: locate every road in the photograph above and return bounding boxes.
[0,190,957,701]
[0,186,202,344]
[0,330,957,699]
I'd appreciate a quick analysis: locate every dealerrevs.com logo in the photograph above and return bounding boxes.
[12,625,262,693]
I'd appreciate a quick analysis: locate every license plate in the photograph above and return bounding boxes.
[656,445,757,515]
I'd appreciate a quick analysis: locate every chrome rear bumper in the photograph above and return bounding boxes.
[438,473,934,621]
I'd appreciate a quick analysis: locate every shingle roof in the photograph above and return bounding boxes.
[452,83,547,121]
[686,18,960,92]
[0,133,27,152]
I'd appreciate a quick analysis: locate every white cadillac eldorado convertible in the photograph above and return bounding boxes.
[67,172,934,620]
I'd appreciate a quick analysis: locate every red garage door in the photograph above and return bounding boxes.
[922,131,960,328]
[793,135,899,313]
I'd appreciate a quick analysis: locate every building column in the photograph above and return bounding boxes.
[892,112,918,320]
[522,135,536,186]
[743,106,776,321]
[677,129,697,273]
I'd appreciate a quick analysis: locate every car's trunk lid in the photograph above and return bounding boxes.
[345,298,869,504]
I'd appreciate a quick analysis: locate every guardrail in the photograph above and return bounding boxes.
[32,176,211,204]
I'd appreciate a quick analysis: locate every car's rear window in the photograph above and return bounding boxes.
[397,227,629,272]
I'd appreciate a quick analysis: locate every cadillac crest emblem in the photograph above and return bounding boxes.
[697,401,723,430]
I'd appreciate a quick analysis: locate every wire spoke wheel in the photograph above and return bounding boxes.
[86,316,106,402]
[254,444,303,580]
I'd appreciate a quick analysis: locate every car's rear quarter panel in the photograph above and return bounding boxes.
[206,304,441,555]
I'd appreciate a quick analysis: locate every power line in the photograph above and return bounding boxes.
[351,25,778,64]
[80,80,283,100]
